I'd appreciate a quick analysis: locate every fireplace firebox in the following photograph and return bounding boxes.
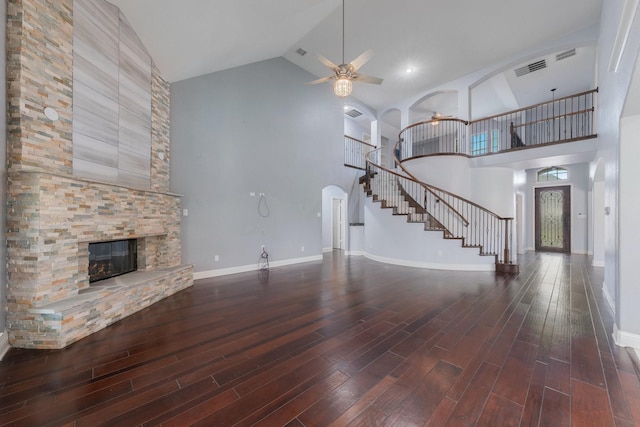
[88,239,137,283]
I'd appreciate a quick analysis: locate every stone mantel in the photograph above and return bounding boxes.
[10,169,184,199]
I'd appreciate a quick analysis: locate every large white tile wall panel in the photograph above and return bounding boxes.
[73,0,152,189]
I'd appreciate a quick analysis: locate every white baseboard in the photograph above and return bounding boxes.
[603,282,615,313]
[571,250,589,255]
[193,255,323,280]
[592,259,605,267]
[0,332,10,361]
[363,252,495,272]
[345,251,364,256]
[322,247,333,253]
[613,324,640,351]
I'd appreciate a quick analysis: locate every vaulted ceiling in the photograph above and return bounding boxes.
[108,0,602,115]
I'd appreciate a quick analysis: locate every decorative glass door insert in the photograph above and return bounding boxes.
[535,186,570,253]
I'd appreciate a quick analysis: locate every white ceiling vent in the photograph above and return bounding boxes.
[556,48,576,61]
[345,108,363,118]
[514,59,547,77]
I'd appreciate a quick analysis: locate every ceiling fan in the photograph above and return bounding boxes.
[307,0,383,98]
[430,112,453,126]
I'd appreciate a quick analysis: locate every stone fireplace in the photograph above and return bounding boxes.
[5,0,194,349]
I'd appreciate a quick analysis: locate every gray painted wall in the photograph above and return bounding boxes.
[170,57,361,272]
[1,0,6,332]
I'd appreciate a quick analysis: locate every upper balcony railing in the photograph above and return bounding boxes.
[344,135,377,170]
[396,88,597,161]
[396,118,468,161]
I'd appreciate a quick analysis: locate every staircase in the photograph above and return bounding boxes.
[353,145,518,273]
[365,172,446,233]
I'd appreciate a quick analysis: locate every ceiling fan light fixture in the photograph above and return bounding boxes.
[334,77,352,98]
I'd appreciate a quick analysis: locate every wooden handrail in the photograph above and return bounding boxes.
[400,117,469,134]
[368,149,469,226]
[345,135,376,148]
[511,106,595,129]
[344,135,376,170]
[395,88,597,161]
[468,88,598,124]
[390,141,510,221]
[367,146,514,262]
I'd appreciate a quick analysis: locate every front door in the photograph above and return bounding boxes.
[535,185,570,253]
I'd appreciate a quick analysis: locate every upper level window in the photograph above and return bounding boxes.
[471,133,487,155]
[472,129,500,155]
[537,167,568,181]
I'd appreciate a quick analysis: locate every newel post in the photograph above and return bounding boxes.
[503,218,511,264]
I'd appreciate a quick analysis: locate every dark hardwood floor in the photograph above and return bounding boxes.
[1,251,640,426]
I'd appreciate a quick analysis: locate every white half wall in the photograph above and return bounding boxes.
[364,197,495,271]
[403,155,471,199]
[347,224,365,255]
[470,167,515,217]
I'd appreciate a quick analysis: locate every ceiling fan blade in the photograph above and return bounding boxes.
[349,49,375,72]
[352,73,383,85]
[306,76,335,85]
[316,53,339,71]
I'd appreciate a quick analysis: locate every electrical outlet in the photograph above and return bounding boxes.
[182,209,189,217]
[249,192,255,197]
[214,255,219,262]
[259,192,265,196]
[261,245,265,251]
[437,250,443,257]
[301,246,305,252]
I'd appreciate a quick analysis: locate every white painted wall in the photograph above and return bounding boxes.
[596,0,640,343]
[348,225,364,255]
[403,155,471,199]
[618,114,640,338]
[402,156,514,219]
[344,118,371,143]
[469,167,515,217]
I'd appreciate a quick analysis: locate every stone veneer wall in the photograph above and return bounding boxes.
[7,0,74,175]
[151,63,171,193]
[6,0,193,349]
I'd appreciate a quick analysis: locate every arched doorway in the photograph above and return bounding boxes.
[322,186,348,252]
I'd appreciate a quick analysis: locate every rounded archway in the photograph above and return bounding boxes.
[321,185,348,252]
[409,90,458,124]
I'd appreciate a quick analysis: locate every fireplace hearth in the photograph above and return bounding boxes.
[89,239,137,283]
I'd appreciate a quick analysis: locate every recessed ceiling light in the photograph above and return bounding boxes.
[344,105,349,110]
[406,67,415,73]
